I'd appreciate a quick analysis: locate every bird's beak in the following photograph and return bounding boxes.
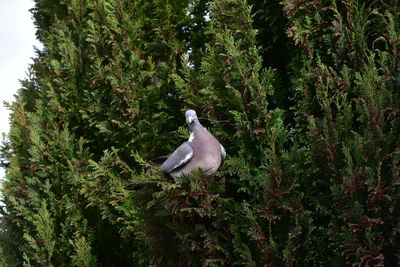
[188,116,194,124]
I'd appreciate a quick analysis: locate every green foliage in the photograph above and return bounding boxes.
[1,0,400,265]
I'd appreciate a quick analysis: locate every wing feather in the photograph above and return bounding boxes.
[220,144,226,162]
[160,142,193,173]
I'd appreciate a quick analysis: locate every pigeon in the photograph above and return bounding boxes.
[159,110,226,180]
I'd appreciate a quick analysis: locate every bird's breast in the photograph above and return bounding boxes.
[188,130,222,174]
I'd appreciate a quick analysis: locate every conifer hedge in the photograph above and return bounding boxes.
[1,0,399,266]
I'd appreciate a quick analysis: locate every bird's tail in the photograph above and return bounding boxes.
[125,155,173,190]
[149,155,170,166]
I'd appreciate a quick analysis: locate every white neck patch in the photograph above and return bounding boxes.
[188,132,195,142]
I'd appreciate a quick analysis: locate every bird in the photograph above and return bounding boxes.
[159,109,226,180]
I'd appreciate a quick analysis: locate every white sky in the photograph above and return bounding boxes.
[0,0,41,179]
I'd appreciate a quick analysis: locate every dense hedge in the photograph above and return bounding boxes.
[1,0,399,265]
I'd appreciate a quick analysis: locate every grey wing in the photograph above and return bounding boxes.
[220,144,226,162]
[160,142,193,173]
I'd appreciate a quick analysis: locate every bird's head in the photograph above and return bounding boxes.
[185,109,202,132]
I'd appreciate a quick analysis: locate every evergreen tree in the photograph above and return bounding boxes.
[1,0,399,265]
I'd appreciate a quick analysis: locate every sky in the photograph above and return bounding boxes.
[0,0,41,179]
